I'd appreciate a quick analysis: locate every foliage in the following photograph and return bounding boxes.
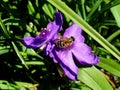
[0,0,120,89]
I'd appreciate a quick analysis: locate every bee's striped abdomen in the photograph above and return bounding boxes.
[55,36,75,48]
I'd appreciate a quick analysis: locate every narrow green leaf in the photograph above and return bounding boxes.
[0,18,10,39]
[0,80,16,90]
[24,48,44,60]
[27,0,35,15]
[42,4,55,19]
[107,30,120,42]
[97,57,120,77]
[104,0,111,4]
[111,4,120,27]
[0,48,10,55]
[78,66,113,90]
[118,87,120,90]
[26,24,33,32]
[2,18,20,26]
[0,84,15,90]
[47,0,120,61]
[12,42,29,69]
[87,0,103,21]
[71,87,91,90]
[15,81,38,89]
[81,0,86,20]
[25,61,44,65]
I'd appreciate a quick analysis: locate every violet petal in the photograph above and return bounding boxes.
[72,43,99,65]
[22,11,63,49]
[53,48,78,80]
[63,23,84,43]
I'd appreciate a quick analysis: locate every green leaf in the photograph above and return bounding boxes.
[97,57,120,77]
[25,61,44,65]
[0,48,10,54]
[0,18,10,39]
[111,4,120,27]
[0,80,16,90]
[87,0,103,21]
[27,0,35,15]
[107,30,120,42]
[12,42,29,69]
[47,0,120,61]
[71,86,91,90]
[0,84,15,90]
[78,66,113,90]
[15,81,38,90]
[42,3,55,19]
[23,48,44,60]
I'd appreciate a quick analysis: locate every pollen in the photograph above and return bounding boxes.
[44,28,47,30]
[41,28,47,30]
[37,32,41,35]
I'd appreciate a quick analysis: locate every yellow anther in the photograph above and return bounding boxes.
[43,28,47,30]
[41,28,47,30]
[37,32,41,35]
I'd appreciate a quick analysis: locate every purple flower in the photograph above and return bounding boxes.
[22,11,99,81]
[49,23,99,81]
[22,12,63,49]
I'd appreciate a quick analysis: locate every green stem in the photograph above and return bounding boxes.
[0,17,10,39]
[107,30,120,42]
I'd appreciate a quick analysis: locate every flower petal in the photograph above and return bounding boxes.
[72,43,99,65]
[22,36,45,49]
[47,12,63,41]
[45,42,58,63]
[53,48,78,80]
[22,36,34,48]
[22,11,63,49]
[60,64,77,81]
[54,11,63,26]
[63,23,84,43]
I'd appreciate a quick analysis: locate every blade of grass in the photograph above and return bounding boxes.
[27,0,35,15]
[0,17,10,39]
[11,42,29,69]
[88,0,120,22]
[107,30,120,42]
[42,3,55,19]
[47,0,120,61]
[97,57,120,77]
[0,18,28,69]
[25,61,44,65]
[87,0,103,21]
[81,0,86,21]
[111,4,120,27]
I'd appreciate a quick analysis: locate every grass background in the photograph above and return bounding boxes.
[0,0,120,90]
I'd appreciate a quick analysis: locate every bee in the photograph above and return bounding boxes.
[55,36,75,48]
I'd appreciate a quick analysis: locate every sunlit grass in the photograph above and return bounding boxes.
[0,0,120,89]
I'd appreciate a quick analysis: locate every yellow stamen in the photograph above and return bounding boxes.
[43,28,47,30]
[37,32,40,35]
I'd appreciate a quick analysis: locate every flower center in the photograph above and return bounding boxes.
[38,28,51,38]
[55,36,75,48]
